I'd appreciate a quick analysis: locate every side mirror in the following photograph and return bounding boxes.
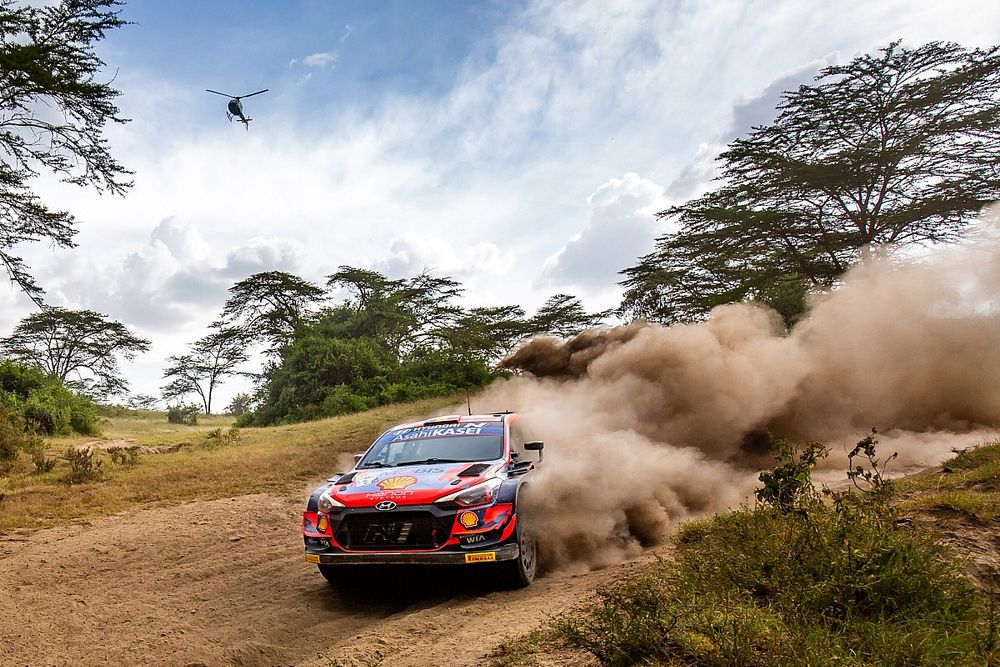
[524,441,544,461]
[353,454,363,466]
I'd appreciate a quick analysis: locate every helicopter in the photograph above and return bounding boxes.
[205,88,269,129]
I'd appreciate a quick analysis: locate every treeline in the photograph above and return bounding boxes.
[168,267,608,426]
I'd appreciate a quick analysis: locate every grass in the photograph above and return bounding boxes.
[898,441,1000,519]
[493,439,1000,667]
[0,395,459,534]
[490,628,568,667]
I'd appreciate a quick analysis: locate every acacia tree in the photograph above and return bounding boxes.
[1,0,131,303]
[529,294,610,337]
[621,41,1000,323]
[326,266,465,352]
[437,305,532,363]
[0,307,150,397]
[220,271,325,351]
[161,324,248,414]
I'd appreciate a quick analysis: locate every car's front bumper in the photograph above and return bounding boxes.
[305,542,520,565]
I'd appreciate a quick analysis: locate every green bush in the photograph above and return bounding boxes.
[204,427,241,448]
[561,435,995,666]
[167,404,200,425]
[0,361,99,436]
[0,404,45,474]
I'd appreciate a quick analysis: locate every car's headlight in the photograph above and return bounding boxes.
[435,477,502,507]
[318,491,345,513]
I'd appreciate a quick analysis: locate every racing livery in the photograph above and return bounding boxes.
[302,413,542,587]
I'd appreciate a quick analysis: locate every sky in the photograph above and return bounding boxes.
[5,0,1000,407]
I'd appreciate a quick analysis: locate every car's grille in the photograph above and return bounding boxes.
[335,511,450,551]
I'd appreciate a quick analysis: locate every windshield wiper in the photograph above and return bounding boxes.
[359,461,390,469]
[396,457,466,466]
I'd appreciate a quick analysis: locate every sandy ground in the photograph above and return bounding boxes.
[0,488,646,667]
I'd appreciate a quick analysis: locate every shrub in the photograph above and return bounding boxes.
[31,449,56,473]
[0,361,99,436]
[107,445,140,467]
[226,392,252,416]
[167,404,200,425]
[63,446,103,484]
[562,433,995,666]
[0,404,45,474]
[204,427,241,448]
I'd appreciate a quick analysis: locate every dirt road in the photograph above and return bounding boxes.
[0,489,642,666]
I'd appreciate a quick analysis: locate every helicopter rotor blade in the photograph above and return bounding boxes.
[238,89,269,99]
[206,89,236,98]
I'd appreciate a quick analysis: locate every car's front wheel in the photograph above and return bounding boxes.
[497,514,536,588]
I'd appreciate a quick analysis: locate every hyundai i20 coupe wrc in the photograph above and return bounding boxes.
[302,413,543,588]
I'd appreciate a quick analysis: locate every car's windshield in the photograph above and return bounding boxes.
[360,423,504,468]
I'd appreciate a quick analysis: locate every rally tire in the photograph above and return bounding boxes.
[497,515,537,589]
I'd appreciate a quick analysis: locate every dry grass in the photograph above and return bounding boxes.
[0,395,460,534]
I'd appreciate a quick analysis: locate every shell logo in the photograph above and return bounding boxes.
[377,475,418,491]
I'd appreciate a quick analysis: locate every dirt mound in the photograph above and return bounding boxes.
[74,439,184,455]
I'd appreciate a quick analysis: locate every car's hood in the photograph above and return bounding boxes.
[328,461,505,507]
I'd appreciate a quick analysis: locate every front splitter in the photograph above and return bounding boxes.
[305,542,519,565]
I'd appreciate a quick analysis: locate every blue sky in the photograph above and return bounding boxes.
[107,1,509,114]
[7,0,1000,404]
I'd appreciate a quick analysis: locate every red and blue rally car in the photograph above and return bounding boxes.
[302,413,542,588]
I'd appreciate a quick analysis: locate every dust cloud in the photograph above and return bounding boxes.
[485,208,1000,571]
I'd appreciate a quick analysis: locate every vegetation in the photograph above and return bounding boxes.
[499,436,998,667]
[898,441,1000,520]
[221,270,326,351]
[0,0,131,304]
[0,308,151,398]
[161,323,249,414]
[166,403,200,425]
[237,267,607,426]
[0,360,98,436]
[0,394,457,533]
[621,41,1000,324]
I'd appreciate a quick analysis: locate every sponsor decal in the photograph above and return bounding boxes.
[354,471,379,486]
[377,423,503,444]
[377,475,418,491]
[459,511,479,529]
[305,554,320,564]
[465,552,497,563]
[375,501,397,511]
[364,490,415,501]
[460,534,487,545]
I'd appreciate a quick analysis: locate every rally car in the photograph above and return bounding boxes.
[302,413,542,588]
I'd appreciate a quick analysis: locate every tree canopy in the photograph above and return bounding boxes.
[161,324,248,415]
[621,41,1000,324]
[220,271,325,351]
[0,307,150,398]
[1,0,131,303]
[239,267,610,426]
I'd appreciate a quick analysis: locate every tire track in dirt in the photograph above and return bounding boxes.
[0,489,642,667]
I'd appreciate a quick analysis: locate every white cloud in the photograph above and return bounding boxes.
[539,173,670,294]
[301,51,338,68]
[375,234,515,283]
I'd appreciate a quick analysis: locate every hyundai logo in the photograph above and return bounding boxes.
[375,501,397,511]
